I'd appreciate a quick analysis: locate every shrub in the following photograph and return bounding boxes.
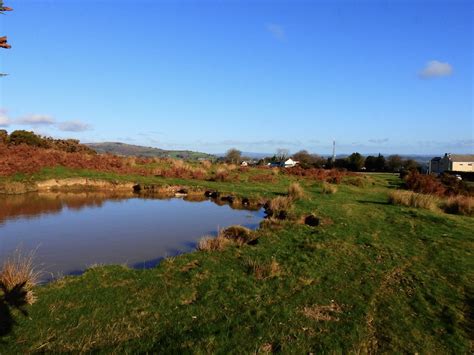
[388,190,439,211]
[0,129,8,144]
[442,196,473,216]
[9,130,45,147]
[404,171,445,196]
[288,182,304,200]
[0,249,40,305]
[321,182,337,194]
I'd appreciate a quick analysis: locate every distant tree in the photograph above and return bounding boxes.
[225,148,242,164]
[334,158,349,169]
[292,150,325,168]
[0,129,7,144]
[364,155,377,171]
[387,155,403,172]
[374,154,386,171]
[9,130,45,147]
[276,148,289,162]
[347,152,365,171]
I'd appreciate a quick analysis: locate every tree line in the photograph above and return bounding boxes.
[223,148,419,172]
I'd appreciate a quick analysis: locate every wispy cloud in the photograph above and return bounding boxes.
[56,120,92,132]
[0,109,10,127]
[419,60,453,79]
[368,138,389,144]
[17,114,56,125]
[266,23,286,41]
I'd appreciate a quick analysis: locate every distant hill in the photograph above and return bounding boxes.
[86,142,214,160]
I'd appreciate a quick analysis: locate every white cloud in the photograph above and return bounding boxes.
[0,109,10,127]
[419,60,453,78]
[17,114,56,125]
[266,23,286,41]
[56,120,91,132]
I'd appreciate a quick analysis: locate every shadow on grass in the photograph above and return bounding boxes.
[356,200,390,206]
[0,282,29,339]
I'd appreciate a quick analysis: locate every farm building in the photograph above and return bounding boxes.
[429,153,474,173]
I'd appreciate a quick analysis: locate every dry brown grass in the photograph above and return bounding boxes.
[321,182,338,194]
[0,249,40,305]
[267,196,293,219]
[196,235,231,251]
[442,195,473,216]
[220,225,254,245]
[244,257,281,280]
[200,160,212,169]
[301,301,343,321]
[288,182,305,200]
[388,190,439,212]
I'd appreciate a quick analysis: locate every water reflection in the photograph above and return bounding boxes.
[0,192,265,282]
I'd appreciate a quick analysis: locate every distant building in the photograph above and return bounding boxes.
[429,153,474,174]
[268,158,299,168]
[283,158,299,168]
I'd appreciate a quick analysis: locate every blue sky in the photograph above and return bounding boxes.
[0,0,472,155]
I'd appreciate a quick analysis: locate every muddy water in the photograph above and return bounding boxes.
[0,192,264,282]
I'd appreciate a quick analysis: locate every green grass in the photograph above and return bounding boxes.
[1,171,473,353]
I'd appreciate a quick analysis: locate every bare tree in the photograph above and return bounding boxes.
[225,148,242,164]
[276,148,289,162]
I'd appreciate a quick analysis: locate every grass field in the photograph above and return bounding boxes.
[1,170,473,353]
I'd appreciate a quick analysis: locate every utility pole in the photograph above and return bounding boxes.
[332,140,336,162]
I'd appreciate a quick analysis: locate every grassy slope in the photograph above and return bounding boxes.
[1,171,473,353]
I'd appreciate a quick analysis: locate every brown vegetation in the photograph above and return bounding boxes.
[442,196,473,216]
[288,182,304,200]
[388,190,439,212]
[404,171,446,196]
[284,166,350,184]
[301,302,343,321]
[0,249,39,305]
[243,257,281,280]
[267,196,293,219]
[321,182,338,194]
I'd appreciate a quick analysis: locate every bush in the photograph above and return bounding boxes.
[288,182,304,200]
[404,171,445,196]
[321,182,337,194]
[442,196,473,216]
[0,129,7,144]
[388,190,439,211]
[9,130,46,147]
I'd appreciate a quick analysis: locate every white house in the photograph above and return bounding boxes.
[283,158,299,168]
[429,153,474,174]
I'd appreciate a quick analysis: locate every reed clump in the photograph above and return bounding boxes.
[288,182,305,200]
[388,190,439,211]
[0,249,40,305]
[321,182,338,194]
[442,195,473,216]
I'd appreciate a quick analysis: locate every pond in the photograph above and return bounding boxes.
[0,192,265,282]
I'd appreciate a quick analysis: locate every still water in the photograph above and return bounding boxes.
[0,192,265,282]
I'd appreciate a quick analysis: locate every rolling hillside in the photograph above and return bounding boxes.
[86,142,214,160]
